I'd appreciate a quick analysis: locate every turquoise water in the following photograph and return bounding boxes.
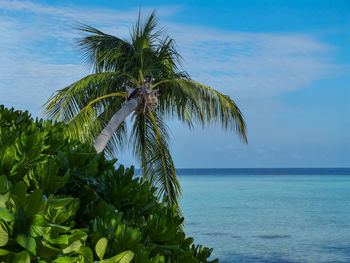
[178,169,350,263]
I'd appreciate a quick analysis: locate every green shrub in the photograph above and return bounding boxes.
[0,105,217,263]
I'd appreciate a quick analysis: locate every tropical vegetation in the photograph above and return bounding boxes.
[0,105,217,262]
[43,11,247,210]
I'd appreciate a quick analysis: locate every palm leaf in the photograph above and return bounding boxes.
[76,23,136,73]
[43,72,134,121]
[148,111,181,208]
[151,77,248,143]
[130,112,181,211]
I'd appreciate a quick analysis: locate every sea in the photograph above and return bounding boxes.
[177,168,350,263]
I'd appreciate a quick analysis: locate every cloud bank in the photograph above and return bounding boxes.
[0,0,341,115]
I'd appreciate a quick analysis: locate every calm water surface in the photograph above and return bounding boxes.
[178,169,350,263]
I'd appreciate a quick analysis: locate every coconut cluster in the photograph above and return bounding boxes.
[127,79,159,118]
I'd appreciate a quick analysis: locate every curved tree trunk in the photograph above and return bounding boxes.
[94,99,138,153]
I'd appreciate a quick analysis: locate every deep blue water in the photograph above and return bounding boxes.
[178,168,350,263]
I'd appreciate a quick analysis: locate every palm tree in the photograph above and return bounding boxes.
[43,11,247,210]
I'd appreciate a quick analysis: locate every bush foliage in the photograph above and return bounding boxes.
[0,105,217,263]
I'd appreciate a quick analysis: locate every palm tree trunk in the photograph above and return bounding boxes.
[94,99,138,153]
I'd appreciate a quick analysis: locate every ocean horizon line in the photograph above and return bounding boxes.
[175,168,350,175]
[175,167,350,169]
[133,168,350,175]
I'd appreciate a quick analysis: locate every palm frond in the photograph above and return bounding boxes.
[43,72,133,122]
[182,80,247,143]
[43,72,131,153]
[65,93,126,143]
[68,92,126,125]
[130,112,181,211]
[132,10,165,49]
[148,112,181,207]
[152,77,248,143]
[75,23,136,73]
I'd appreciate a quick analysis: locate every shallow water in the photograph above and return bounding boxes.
[179,169,350,263]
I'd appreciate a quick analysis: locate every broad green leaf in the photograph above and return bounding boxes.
[36,241,61,259]
[16,234,37,254]
[0,248,10,255]
[25,189,45,217]
[32,214,49,226]
[39,158,59,192]
[62,240,82,254]
[148,255,165,263]
[39,158,70,193]
[0,208,15,222]
[0,148,17,176]
[47,234,69,245]
[15,206,30,234]
[78,246,93,262]
[53,256,79,263]
[48,223,70,232]
[30,214,51,237]
[68,231,87,243]
[0,175,10,194]
[46,197,79,226]
[104,250,134,263]
[0,224,8,247]
[95,237,108,260]
[0,191,10,208]
[11,251,30,263]
[11,182,28,207]
[48,197,74,208]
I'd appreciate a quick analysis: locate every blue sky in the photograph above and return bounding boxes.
[0,0,349,168]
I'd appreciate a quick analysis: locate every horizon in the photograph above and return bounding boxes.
[176,167,350,169]
[137,167,350,176]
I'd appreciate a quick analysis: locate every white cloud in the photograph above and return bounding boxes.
[0,57,87,115]
[0,0,179,22]
[167,24,340,98]
[0,1,343,117]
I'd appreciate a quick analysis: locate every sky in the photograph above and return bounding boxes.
[0,0,349,168]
